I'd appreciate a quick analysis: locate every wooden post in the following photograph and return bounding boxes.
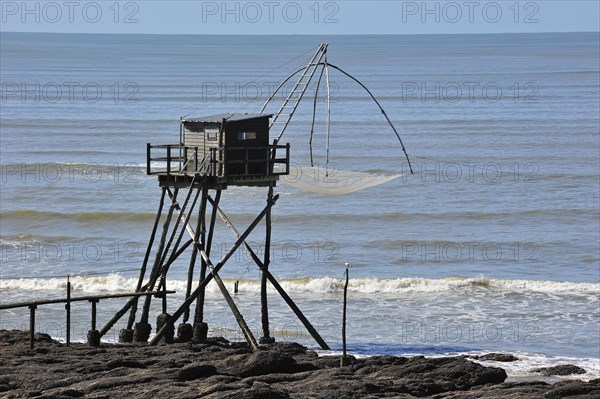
[146,143,152,175]
[141,187,179,324]
[158,185,200,273]
[90,299,98,330]
[29,305,36,349]
[341,266,349,366]
[88,298,101,347]
[161,283,167,314]
[184,186,207,323]
[195,190,221,325]
[66,276,71,347]
[128,187,166,329]
[260,184,274,343]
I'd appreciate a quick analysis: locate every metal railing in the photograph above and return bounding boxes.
[146,143,290,179]
[0,285,174,348]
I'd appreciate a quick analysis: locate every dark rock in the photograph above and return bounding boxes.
[178,364,218,381]
[532,364,587,376]
[1,329,594,399]
[52,388,85,397]
[34,332,55,343]
[207,381,290,399]
[85,349,107,355]
[545,379,600,399]
[473,353,519,362]
[225,350,301,377]
[106,359,147,370]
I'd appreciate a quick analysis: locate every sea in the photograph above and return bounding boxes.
[1,32,599,382]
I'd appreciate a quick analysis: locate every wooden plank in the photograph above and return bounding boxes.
[0,291,175,310]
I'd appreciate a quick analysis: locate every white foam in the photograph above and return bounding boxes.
[469,351,600,382]
[1,275,598,296]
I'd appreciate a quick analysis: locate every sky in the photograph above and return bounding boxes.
[0,0,599,35]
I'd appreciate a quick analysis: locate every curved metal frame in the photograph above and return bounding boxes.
[261,62,413,173]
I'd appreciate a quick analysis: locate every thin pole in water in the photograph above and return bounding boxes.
[66,275,71,347]
[341,263,350,366]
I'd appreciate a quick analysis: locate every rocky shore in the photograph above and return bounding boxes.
[0,330,598,399]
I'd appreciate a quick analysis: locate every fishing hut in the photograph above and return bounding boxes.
[97,42,412,349]
[93,109,331,349]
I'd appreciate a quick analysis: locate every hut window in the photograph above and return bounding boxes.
[238,132,256,140]
[206,128,219,141]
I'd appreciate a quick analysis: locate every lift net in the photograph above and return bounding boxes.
[280,166,406,195]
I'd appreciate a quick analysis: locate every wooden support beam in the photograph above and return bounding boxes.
[195,190,221,324]
[128,187,166,329]
[149,196,277,346]
[159,186,201,273]
[184,186,208,323]
[141,187,179,324]
[66,277,71,347]
[261,184,274,341]
[207,196,330,350]
[90,299,98,330]
[29,305,36,349]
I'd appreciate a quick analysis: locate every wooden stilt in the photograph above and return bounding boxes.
[341,267,349,366]
[158,185,200,270]
[151,186,200,319]
[140,188,179,324]
[127,187,166,329]
[29,305,36,349]
[184,186,208,323]
[195,190,221,324]
[261,184,274,342]
[149,196,277,346]
[90,299,98,330]
[66,277,71,347]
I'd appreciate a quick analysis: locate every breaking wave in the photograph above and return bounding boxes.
[1,275,598,297]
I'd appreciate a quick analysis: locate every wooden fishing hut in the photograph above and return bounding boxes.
[96,111,329,350]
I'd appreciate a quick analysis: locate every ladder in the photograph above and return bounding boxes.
[262,43,328,142]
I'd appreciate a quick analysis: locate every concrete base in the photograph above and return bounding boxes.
[133,322,151,343]
[156,314,174,344]
[259,336,276,345]
[87,330,101,347]
[177,323,193,343]
[193,322,208,343]
[118,328,134,343]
